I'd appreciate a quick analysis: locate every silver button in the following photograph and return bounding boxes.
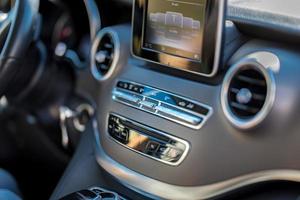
[113,90,141,106]
[140,101,156,109]
[155,105,202,125]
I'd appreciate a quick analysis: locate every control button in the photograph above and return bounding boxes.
[117,81,130,90]
[128,83,135,91]
[117,81,126,89]
[146,141,160,152]
[167,148,183,159]
[109,115,119,123]
[156,104,202,125]
[112,125,122,137]
[113,90,142,106]
[119,128,129,142]
[140,100,156,109]
[157,145,169,156]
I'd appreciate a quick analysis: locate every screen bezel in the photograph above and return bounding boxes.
[132,0,226,77]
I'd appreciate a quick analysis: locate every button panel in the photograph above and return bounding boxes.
[112,80,213,129]
[108,114,189,166]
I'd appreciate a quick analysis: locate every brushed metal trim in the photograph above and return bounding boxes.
[91,28,120,82]
[130,0,226,78]
[107,113,190,166]
[94,120,300,200]
[221,52,279,130]
[112,80,213,130]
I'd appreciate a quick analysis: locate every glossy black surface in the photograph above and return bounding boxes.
[132,0,226,76]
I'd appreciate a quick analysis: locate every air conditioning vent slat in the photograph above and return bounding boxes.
[237,74,266,86]
[230,102,260,114]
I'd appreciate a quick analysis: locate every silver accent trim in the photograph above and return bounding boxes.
[113,90,141,105]
[130,0,225,77]
[112,81,213,130]
[94,120,300,200]
[107,113,190,166]
[73,104,95,132]
[155,105,202,125]
[91,28,120,81]
[221,52,279,130]
[59,106,75,149]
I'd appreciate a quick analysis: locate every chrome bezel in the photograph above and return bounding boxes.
[73,104,95,132]
[91,28,120,81]
[221,52,278,130]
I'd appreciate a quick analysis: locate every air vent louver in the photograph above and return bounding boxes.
[228,68,267,119]
[95,34,114,76]
[221,54,277,130]
[91,29,119,81]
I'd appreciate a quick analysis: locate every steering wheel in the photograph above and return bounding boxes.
[0,0,39,97]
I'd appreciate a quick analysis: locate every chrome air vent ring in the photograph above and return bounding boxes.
[221,52,278,130]
[91,28,120,81]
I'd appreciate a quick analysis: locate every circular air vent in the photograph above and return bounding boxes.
[221,57,276,129]
[91,28,120,81]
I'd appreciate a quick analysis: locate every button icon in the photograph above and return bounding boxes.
[146,141,160,152]
[187,103,195,109]
[167,148,182,159]
[178,101,187,107]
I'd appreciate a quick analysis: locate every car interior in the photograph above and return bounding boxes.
[0,0,300,199]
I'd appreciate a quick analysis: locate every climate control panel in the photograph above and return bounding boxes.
[108,114,189,166]
[112,80,213,129]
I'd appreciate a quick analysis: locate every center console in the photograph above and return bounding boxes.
[52,0,300,199]
[88,0,229,199]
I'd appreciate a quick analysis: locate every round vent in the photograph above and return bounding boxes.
[221,57,276,129]
[91,28,120,81]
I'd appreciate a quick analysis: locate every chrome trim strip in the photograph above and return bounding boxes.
[94,120,300,200]
[107,113,190,166]
[221,52,279,130]
[130,0,226,78]
[91,28,120,82]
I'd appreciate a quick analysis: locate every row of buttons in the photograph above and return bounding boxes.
[113,89,203,128]
[108,114,188,165]
[116,81,211,116]
[146,141,183,160]
[108,116,130,143]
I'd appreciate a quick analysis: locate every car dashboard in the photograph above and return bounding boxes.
[46,0,300,199]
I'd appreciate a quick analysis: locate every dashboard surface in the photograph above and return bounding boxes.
[50,0,300,199]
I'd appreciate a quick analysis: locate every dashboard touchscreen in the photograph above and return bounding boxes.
[143,0,207,61]
[132,0,225,77]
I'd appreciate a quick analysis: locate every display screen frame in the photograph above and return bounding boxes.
[132,0,226,77]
